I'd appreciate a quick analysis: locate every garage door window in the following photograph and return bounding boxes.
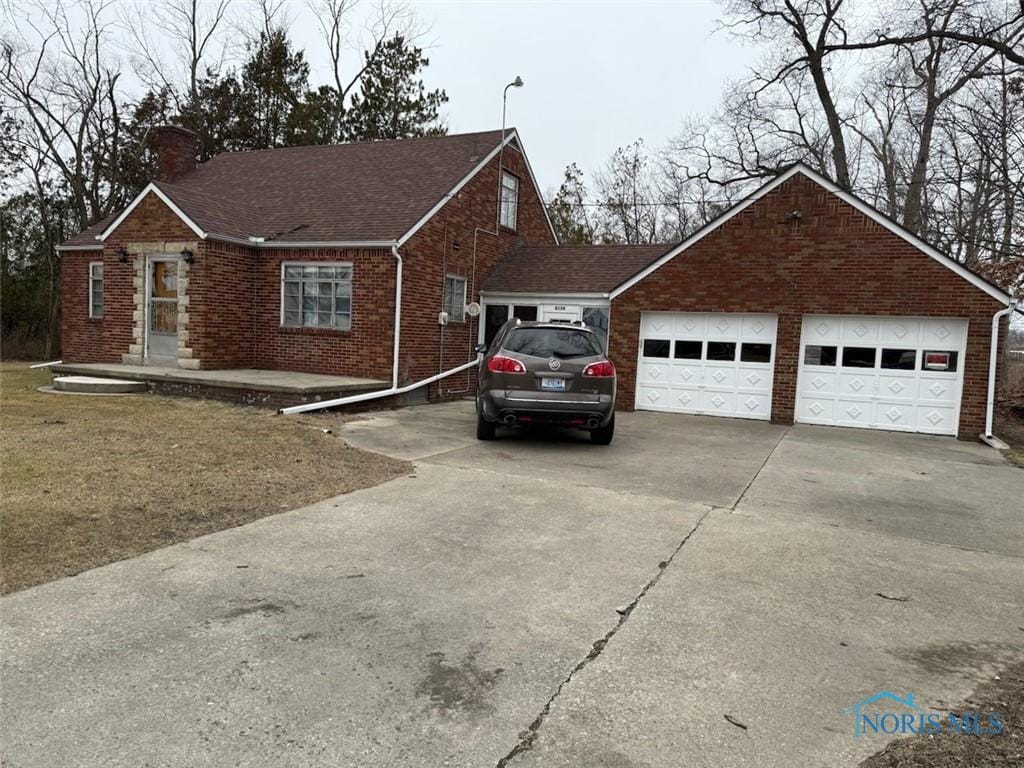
[923,351,958,372]
[741,343,772,363]
[706,341,737,361]
[673,340,702,359]
[842,347,876,368]
[805,345,837,366]
[881,349,916,369]
[643,339,670,358]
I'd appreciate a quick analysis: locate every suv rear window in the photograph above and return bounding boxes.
[504,328,602,359]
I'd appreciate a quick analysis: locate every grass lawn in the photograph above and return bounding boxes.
[0,362,410,594]
[861,662,1024,767]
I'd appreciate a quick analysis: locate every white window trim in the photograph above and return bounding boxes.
[499,171,519,231]
[279,261,354,331]
[443,274,467,323]
[88,261,103,319]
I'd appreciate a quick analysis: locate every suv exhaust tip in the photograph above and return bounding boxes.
[502,414,518,425]
[585,416,601,429]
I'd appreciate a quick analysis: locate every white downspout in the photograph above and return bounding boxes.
[391,242,402,389]
[279,241,481,416]
[981,298,1020,449]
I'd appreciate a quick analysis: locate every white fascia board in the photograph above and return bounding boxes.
[55,244,103,252]
[97,183,206,241]
[395,130,517,248]
[206,233,395,249]
[481,291,610,302]
[609,164,1012,305]
[609,166,803,299]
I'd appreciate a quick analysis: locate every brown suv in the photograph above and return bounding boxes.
[474,319,617,444]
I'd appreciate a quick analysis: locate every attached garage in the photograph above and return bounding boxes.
[603,164,1016,441]
[635,312,776,420]
[796,315,967,435]
[483,163,1016,441]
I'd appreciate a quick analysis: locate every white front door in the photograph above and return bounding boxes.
[635,312,778,420]
[796,315,967,435]
[145,256,180,362]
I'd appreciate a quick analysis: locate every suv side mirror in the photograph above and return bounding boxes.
[474,343,488,354]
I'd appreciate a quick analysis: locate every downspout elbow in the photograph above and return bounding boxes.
[982,297,1020,447]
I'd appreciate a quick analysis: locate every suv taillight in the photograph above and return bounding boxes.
[488,355,526,374]
[583,360,616,377]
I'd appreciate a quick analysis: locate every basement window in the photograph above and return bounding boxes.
[499,172,519,230]
[281,263,352,330]
[89,261,103,318]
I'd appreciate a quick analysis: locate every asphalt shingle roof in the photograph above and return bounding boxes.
[483,243,674,294]
[60,130,508,247]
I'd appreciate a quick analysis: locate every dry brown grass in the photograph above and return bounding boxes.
[0,362,410,594]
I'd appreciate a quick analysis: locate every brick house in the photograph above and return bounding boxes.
[57,130,1016,439]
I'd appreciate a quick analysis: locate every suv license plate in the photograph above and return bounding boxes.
[541,377,566,391]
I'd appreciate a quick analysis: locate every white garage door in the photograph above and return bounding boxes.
[796,315,968,435]
[635,312,777,420]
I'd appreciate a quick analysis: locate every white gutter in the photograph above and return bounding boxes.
[30,360,62,368]
[278,358,479,416]
[981,298,1020,449]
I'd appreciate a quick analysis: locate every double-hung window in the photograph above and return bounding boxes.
[499,171,519,230]
[88,262,103,318]
[443,275,467,322]
[281,263,352,330]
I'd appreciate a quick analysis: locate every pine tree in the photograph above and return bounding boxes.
[343,35,448,141]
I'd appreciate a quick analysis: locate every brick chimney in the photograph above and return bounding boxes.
[149,125,198,182]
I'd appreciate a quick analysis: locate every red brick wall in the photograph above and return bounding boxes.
[61,191,198,363]
[63,140,555,391]
[609,174,1007,439]
[400,142,556,396]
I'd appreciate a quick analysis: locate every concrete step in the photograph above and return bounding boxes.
[53,376,148,394]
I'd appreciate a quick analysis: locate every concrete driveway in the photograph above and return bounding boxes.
[2,402,1022,767]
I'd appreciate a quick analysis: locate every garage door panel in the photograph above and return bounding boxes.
[798,397,834,423]
[806,317,842,344]
[674,315,705,337]
[797,315,966,436]
[874,401,918,430]
[636,312,777,421]
[921,319,967,347]
[880,318,921,346]
[637,360,670,385]
[841,317,882,344]
[671,361,703,385]
[741,315,776,340]
[916,377,957,404]
[878,374,917,401]
[737,366,771,391]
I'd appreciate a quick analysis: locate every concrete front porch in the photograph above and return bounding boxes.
[49,363,389,408]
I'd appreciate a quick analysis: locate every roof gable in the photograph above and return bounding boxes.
[610,164,1013,305]
[60,129,553,250]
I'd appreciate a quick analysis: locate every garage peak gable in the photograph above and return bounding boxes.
[609,164,1013,305]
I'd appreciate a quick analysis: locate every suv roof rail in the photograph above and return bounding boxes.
[571,319,586,326]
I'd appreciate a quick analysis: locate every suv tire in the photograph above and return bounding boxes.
[476,412,497,441]
[590,414,615,446]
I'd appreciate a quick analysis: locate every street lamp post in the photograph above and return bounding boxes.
[497,76,524,230]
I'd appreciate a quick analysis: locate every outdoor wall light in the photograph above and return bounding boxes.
[181,248,195,264]
[116,245,129,263]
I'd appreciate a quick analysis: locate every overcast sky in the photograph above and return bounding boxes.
[409,1,757,194]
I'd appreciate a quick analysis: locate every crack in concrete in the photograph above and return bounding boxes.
[494,507,713,768]
[730,425,791,510]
